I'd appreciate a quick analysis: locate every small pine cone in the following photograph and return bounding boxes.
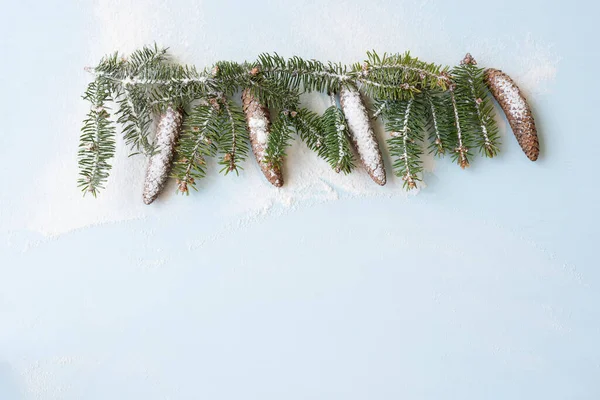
[142,106,183,205]
[484,68,539,161]
[241,88,283,187]
[459,156,470,169]
[338,85,386,185]
[456,146,470,169]
[461,53,477,65]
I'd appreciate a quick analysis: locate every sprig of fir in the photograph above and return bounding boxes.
[78,78,116,196]
[376,98,425,189]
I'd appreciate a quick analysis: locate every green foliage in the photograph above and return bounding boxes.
[93,52,127,82]
[293,108,327,159]
[445,88,475,168]
[423,90,452,156]
[321,105,355,174]
[216,98,250,175]
[146,63,216,108]
[115,84,154,156]
[255,52,449,101]
[171,103,220,194]
[376,97,425,189]
[350,51,451,100]
[265,112,295,169]
[214,60,299,109]
[257,53,344,95]
[78,78,116,196]
[126,44,169,76]
[452,63,500,157]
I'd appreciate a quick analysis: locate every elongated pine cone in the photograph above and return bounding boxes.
[142,106,183,205]
[484,68,539,161]
[339,85,386,185]
[241,88,283,187]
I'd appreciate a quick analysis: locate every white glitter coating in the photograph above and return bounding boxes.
[142,107,183,204]
[339,85,386,185]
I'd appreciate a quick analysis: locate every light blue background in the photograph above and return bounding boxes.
[1,0,599,399]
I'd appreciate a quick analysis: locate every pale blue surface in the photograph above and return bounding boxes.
[1,0,599,399]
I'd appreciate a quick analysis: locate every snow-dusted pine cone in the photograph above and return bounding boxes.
[339,85,386,185]
[142,106,183,205]
[241,88,283,187]
[484,68,539,161]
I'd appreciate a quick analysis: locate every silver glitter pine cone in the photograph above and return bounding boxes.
[241,88,283,187]
[142,106,183,205]
[339,85,386,185]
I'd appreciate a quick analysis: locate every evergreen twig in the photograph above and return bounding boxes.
[264,111,295,170]
[171,101,221,194]
[376,97,425,189]
[448,89,472,168]
[452,54,500,157]
[321,95,355,174]
[423,91,450,156]
[78,78,116,196]
[293,108,327,158]
[217,97,249,175]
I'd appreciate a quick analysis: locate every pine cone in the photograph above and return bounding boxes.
[142,106,183,204]
[339,85,386,185]
[241,89,283,187]
[484,68,539,161]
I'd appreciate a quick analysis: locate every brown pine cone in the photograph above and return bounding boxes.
[241,89,283,187]
[484,68,539,161]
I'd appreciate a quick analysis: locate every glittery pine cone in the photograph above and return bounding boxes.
[484,68,539,161]
[339,85,386,185]
[142,106,183,205]
[241,89,283,187]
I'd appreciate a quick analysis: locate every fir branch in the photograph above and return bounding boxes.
[423,91,451,156]
[116,84,154,155]
[356,51,451,91]
[90,49,219,110]
[321,97,354,174]
[448,89,472,168]
[89,49,449,109]
[171,102,221,194]
[217,97,250,174]
[371,100,389,120]
[247,78,300,111]
[256,53,420,100]
[355,78,419,101]
[91,52,127,81]
[211,60,299,110]
[292,108,327,159]
[264,111,295,169]
[350,51,451,100]
[148,64,218,106]
[257,53,347,95]
[378,98,425,189]
[126,43,169,76]
[78,78,116,196]
[452,55,500,157]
